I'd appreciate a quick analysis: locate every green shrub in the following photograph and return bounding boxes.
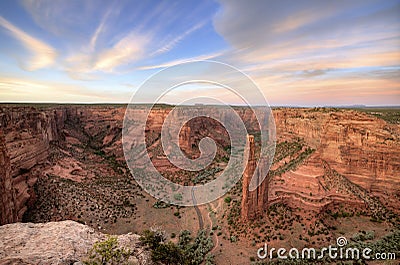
[140,229,166,249]
[205,253,215,265]
[224,196,232,204]
[140,228,213,265]
[174,193,183,201]
[83,236,131,265]
[151,241,184,265]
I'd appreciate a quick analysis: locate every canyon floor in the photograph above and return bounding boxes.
[0,104,399,264]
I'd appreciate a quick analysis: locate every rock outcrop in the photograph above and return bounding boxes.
[241,135,268,221]
[0,220,151,265]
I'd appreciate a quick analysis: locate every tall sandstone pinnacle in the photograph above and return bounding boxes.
[241,135,268,221]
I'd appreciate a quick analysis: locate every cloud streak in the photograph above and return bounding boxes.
[152,20,207,56]
[0,16,56,70]
[93,31,150,72]
[0,1,397,105]
[136,51,225,71]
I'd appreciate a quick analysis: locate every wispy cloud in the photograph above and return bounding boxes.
[93,31,150,72]
[212,0,400,105]
[151,20,207,56]
[21,0,100,37]
[19,1,210,78]
[2,0,397,105]
[0,16,56,70]
[90,10,110,51]
[63,30,150,79]
[21,0,151,75]
[136,51,225,71]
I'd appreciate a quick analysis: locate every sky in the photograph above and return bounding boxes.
[0,0,399,106]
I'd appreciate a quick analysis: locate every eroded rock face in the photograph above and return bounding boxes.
[260,109,400,218]
[0,220,151,265]
[0,129,14,225]
[273,108,400,194]
[0,107,67,225]
[241,108,400,221]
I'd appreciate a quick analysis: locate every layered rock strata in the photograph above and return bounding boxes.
[0,106,67,225]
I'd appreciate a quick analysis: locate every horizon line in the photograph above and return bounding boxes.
[1,102,400,109]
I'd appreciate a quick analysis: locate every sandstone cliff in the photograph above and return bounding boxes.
[273,108,400,195]
[260,108,400,218]
[0,129,13,225]
[241,135,268,221]
[0,106,67,225]
[0,220,151,265]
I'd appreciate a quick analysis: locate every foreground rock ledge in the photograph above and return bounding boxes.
[0,220,151,265]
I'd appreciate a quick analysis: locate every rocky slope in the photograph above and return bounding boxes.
[0,220,151,265]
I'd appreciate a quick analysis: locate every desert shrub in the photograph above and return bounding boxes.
[141,228,213,265]
[174,193,183,201]
[140,229,166,249]
[151,241,184,265]
[178,230,192,248]
[180,229,214,264]
[351,230,375,242]
[205,253,215,265]
[224,196,232,204]
[83,236,131,265]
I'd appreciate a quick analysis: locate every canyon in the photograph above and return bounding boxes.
[1,105,399,225]
[0,104,399,264]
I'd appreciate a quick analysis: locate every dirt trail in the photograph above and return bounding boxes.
[207,198,223,253]
[191,187,204,230]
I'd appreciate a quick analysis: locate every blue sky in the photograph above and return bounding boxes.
[0,0,399,106]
